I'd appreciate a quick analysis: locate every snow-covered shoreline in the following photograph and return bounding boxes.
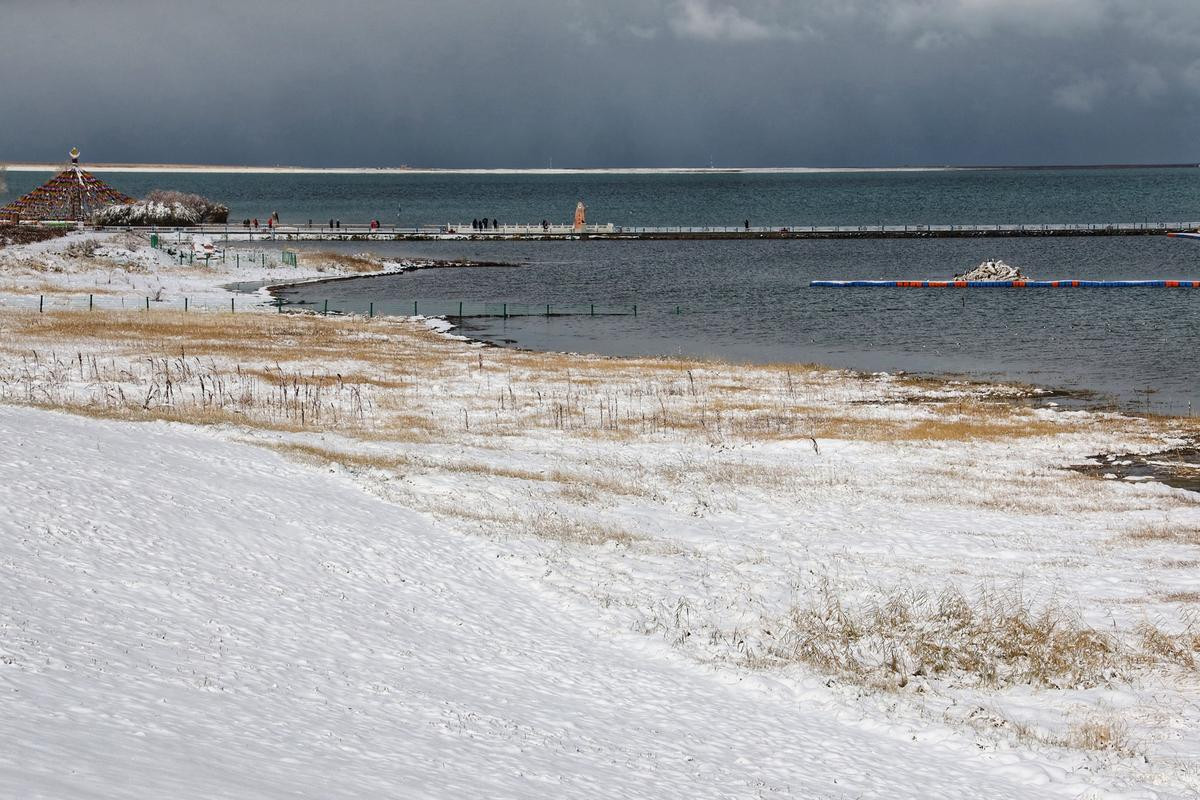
[2,230,1198,797]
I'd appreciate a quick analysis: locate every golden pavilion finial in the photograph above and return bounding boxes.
[69,147,80,164]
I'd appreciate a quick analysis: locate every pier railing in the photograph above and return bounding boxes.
[79,220,1200,241]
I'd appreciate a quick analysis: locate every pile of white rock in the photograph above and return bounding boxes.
[952,259,1028,281]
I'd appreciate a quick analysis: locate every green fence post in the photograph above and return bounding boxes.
[230,298,235,312]
[546,304,550,316]
[458,301,463,317]
[145,297,150,311]
[89,294,93,311]
[369,301,374,318]
[323,299,328,316]
[503,303,507,319]
[633,304,637,317]
[590,304,594,316]
[413,300,418,315]
[236,253,240,268]
[39,295,43,313]
[184,297,189,312]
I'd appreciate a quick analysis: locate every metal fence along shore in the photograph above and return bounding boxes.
[0,293,653,320]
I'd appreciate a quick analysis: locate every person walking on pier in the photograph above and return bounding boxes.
[744,219,750,231]
[492,218,499,231]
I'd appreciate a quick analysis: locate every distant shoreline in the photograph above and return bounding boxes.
[2,162,1196,175]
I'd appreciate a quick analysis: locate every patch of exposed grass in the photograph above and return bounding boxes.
[1136,623,1200,668]
[760,586,1121,690]
[306,251,386,273]
[1065,717,1134,755]
[1125,525,1200,547]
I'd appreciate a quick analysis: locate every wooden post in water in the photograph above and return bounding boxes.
[88,294,93,311]
[39,295,43,313]
[369,302,374,318]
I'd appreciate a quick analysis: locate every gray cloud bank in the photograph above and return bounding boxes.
[1,0,1198,167]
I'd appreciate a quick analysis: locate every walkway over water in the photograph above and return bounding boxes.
[91,220,1200,241]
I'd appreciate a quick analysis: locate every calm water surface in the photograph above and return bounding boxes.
[8,168,1197,408]
[4,167,1199,227]
[275,236,1200,413]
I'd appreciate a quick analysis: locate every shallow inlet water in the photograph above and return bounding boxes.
[273,235,1200,413]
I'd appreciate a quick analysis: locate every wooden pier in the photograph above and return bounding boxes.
[90,220,1200,242]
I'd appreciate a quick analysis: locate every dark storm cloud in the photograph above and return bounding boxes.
[1,0,1198,167]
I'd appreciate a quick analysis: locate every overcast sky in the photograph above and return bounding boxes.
[2,0,1199,167]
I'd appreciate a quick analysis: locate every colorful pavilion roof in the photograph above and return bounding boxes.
[1,149,135,222]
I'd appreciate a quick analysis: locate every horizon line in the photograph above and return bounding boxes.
[2,161,1197,175]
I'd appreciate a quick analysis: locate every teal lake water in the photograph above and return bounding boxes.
[4,167,1199,227]
[6,167,1199,409]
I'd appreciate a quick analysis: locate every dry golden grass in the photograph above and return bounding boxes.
[1137,623,1200,668]
[760,587,1121,690]
[261,440,650,501]
[307,252,386,273]
[437,503,642,546]
[3,284,121,296]
[0,306,1180,462]
[1,309,464,368]
[810,405,1085,442]
[1066,717,1133,754]
[23,399,317,433]
[1125,525,1200,547]
[1156,559,1200,570]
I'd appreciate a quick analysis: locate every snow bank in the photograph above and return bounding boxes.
[0,405,1125,799]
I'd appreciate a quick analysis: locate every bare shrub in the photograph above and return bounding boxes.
[63,239,99,260]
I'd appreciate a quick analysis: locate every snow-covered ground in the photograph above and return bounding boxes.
[0,230,328,310]
[4,404,1149,800]
[2,230,1199,797]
